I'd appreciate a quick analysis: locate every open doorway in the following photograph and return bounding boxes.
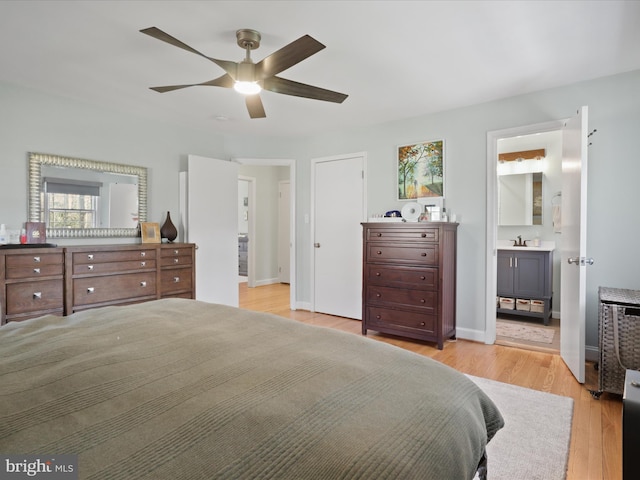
[236,158,296,312]
[486,120,565,352]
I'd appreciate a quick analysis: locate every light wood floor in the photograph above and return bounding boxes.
[240,282,622,480]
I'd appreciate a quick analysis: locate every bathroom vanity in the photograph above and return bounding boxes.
[496,242,554,325]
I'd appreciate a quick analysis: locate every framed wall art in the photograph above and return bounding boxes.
[397,139,444,200]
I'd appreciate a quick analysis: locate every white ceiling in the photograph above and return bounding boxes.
[1,1,639,138]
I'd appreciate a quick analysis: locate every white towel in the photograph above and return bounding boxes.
[553,205,561,233]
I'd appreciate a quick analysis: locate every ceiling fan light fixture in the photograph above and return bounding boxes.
[234,81,262,95]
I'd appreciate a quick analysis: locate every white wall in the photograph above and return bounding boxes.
[2,69,640,354]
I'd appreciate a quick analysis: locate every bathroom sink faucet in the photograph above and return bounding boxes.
[512,235,528,247]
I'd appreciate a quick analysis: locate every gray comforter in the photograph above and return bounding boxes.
[0,299,503,479]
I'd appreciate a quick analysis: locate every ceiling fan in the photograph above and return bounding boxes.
[140,27,348,119]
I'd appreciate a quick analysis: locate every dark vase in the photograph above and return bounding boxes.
[160,211,178,243]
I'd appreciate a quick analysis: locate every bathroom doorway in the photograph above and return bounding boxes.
[486,121,565,354]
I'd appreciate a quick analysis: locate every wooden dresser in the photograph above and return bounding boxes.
[361,222,458,350]
[1,243,195,324]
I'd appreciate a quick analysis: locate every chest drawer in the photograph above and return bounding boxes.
[160,268,193,295]
[365,264,437,290]
[73,272,157,306]
[72,259,156,275]
[72,249,157,265]
[6,263,64,279]
[6,252,63,269]
[160,255,192,267]
[366,244,438,265]
[366,306,436,334]
[6,279,64,314]
[366,286,437,312]
[366,227,438,243]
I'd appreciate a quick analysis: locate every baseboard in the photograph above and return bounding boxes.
[296,301,312,311]
[585,345,599,363]
[456,327,487,343]
[254,277,280,287]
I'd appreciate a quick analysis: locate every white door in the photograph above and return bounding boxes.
[186,155,239,307]
[560,106,590,383]
[312,153,365,319]
[278,180,291,284]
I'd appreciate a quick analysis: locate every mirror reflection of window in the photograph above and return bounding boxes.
[43,178,101,229]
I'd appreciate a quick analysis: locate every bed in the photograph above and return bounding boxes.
[0,298,503,479]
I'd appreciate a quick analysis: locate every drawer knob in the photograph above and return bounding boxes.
[173,277,180,283]
[141,261,146,267]
[376,233,382,237]
[420,322,426,326]
[33,292,42,299]
[421,252,427,257]
[33,268,41,274]
[141,252,146,257]
[173,258,179,264]
[420,299,425,303]
[420,276,426,280]
[87,265,94,270]
[174,249,179,255]
[87,287,95,294]
[87,254,94,260]
[33,256,41,263]
[376,251,382,255]
[376,293,381,297]
[421,233,427,238]
[375,272,381,276]
[376,315,382,319]
[140,281,147,287]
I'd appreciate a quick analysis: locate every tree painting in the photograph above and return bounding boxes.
[398,140,444,199]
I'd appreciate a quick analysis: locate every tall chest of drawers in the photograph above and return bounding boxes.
[361,222,458,350]
[1,247,65,323]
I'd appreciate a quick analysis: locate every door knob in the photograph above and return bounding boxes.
[314,243,321,248]
[567,257,579,265]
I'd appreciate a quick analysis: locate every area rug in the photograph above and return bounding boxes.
[496,320,555,344]
[468,375,573,480]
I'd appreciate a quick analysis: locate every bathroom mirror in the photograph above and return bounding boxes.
[28,152,147,238]
[498,172,543,226]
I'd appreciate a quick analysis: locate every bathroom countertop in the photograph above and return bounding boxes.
[497,240,555,252]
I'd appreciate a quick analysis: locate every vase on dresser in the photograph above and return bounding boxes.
[160,211,178,243]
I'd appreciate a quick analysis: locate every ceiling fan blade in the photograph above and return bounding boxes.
[256,35,325,79]
[150,74,235,93]
[245,94,266,119]
[263,76,348,103]
[140,27,238,79]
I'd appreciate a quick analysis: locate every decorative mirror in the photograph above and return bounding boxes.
[497,148,544,226]
[28,152,147,238]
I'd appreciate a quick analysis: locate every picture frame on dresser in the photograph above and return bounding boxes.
[397,139,445,200]
[141,222,160,243]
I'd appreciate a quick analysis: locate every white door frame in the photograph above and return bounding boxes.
[238,175,256,287]
[310,152,367,314]
[485,119,565,343]
[235,157,296,311]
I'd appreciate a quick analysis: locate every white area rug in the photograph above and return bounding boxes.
[468,375,573,480]
[496,320,555,344]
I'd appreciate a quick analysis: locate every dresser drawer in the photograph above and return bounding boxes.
[161,246,193,258]
[6,279,64,314]
[365,264,438,290]
[366,286,437,313]
[72,259,156,275]
[366,306,436,334]
[160,268,193,295]
[6,263,64,279]
[366,244,438,265]
[366,227,439,243]
[72,249,156,265]
[160,255,192,267]
[73,272,157,306]
[6,252,63,269]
